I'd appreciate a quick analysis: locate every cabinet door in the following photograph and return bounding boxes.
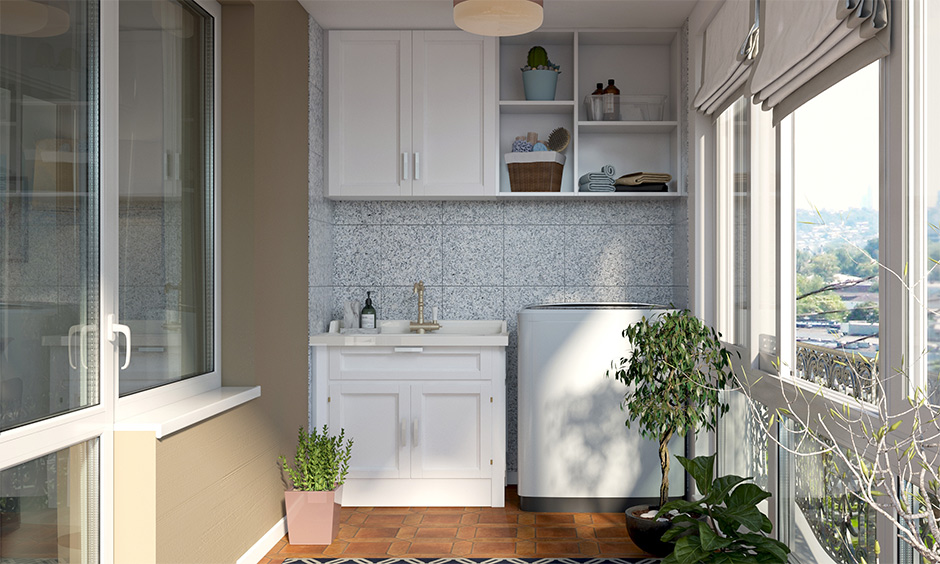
[327,31,412,197]
[411,31,496,197]
[411,381,492,479]
[329,382,411,479]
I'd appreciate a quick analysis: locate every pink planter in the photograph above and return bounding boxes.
[284,485,343,545]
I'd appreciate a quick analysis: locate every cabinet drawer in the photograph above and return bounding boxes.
[329,347,485,380]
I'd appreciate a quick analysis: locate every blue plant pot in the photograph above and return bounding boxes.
[522,69,558,101]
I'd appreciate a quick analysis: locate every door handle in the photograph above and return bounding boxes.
[68,324,91,369]
[402,153,409,181]
[414,152,420,180]
[106,314,132,370]
[413,418,419,447]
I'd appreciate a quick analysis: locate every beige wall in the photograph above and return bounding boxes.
[114,1,310,562]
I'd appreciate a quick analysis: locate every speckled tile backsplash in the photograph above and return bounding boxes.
[305,14,689,476]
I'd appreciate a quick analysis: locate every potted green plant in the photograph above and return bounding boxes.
[521,45,561,100]
[279,425,353,545]
[658,454,789,563]
[607,308,736,556]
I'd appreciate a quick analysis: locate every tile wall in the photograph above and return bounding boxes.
[306,16,690,474]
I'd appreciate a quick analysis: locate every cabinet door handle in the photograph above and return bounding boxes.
[413,418,419,447]
[402,153,409,181]
[401,419,407,447]
[394,347,423,353]
[414,152,420,180]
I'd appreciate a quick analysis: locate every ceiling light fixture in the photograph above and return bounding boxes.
[453,0,543,37]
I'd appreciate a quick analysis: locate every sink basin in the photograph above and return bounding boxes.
[311,319,508,347]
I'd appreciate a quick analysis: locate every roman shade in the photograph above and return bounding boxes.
[693,0,759,116]
[750,0,889,123]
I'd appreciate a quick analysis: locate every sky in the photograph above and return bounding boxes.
[792,62,880,211]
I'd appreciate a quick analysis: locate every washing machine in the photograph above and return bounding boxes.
[517,303,685,512]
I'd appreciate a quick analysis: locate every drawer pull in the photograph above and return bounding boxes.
[394,347,424,353]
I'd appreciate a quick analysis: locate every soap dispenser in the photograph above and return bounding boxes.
[360,291,376,329]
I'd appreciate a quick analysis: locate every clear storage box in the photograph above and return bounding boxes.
[584,94,666,121]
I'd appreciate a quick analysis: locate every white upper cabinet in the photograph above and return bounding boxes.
[327,31,497,199]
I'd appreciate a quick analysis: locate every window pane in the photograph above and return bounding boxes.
[0,439,99,562]
[924,0,940,403]
[0,0,99,429]
[793,63,880,402]
[779,419,877,564]
[118,0,213,395]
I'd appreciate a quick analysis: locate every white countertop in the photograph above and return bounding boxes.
[309,319,509,347]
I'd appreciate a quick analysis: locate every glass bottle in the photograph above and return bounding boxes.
[590,82,604,120]
[360,291,376,329]
[603,79,620,121]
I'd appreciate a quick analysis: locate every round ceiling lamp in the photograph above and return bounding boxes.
[453,0,544,37]
[0,0,49,36]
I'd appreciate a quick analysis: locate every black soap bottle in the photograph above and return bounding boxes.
[360,291,376,329]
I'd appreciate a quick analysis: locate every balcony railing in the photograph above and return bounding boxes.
[795,342,879,404]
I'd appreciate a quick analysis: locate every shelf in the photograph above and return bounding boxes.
[499,100,576,114]
[497,191,684,199]
[578,121,678,134]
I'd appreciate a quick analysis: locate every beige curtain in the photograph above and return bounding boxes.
[750,0,889,123]
[693,0,758,116]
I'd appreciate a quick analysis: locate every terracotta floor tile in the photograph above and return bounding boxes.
[415,526,459,538]
[388,541,410,556]
[321,541,349,557]
[396,525,418,539]
[535,514,576,525]
[456,526,477,540]
[536,527,578,538]
[579,541,600,556]
[343,512,368,526]
[421,513,461,525]
[368,507,412,514]
[364,514,406,526]
[470,541,517,555]
[460,513,481,525]
[353,527,400,539]
[473,526,517,538]
[280,542,329,555]
[407,542,454,555]
[452,540,473,556]
[516,525,535,539]
[574,513,594,525]
[354,507,374,513]
[535,541,582,556]
[592,513,627,526]
[342,541,393,555]
[424,507,464,513]
[595,526,630,538]
[478,513,518,524]
[517,513,536,525]
[515,540,537,557]
[403,513,424,526]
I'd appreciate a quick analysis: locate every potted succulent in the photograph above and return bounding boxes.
[607,308,737,556]
[279,425,354,545]
[658,454,789,563]
[521,45,561,100]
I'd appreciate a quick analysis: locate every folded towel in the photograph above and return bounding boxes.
[583,184,615,192]
[601,164,615,177]
[615,182,668,192]
[615,172,673,186]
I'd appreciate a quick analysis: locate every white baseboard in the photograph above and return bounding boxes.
[237,516,287,564]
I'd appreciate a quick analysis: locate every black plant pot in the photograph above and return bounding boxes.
[624,504,674,558]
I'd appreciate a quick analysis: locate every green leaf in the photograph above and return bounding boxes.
[698,520,733,552]
[677,454,716,496]
[669,535,711,564]
[704,475,748,505]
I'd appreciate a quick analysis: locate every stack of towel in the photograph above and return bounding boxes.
[578,165,616,192]
[614,172,672,192]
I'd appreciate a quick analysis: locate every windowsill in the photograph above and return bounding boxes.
[114,386,261,439]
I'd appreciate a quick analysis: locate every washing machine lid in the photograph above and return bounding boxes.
[521,302,672,310]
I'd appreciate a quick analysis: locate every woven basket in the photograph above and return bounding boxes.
[505,152,565,192]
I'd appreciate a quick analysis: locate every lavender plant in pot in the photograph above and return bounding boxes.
[607,309,736,557]
[279,425,353,545]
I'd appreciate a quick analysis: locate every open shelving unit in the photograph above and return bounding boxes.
[497,29,684,198]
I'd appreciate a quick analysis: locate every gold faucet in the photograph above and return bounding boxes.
[409,281,441,334]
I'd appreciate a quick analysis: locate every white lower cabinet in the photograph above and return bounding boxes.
[312,345,506,507]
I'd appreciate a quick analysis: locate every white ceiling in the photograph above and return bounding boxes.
[298,0,700,31]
